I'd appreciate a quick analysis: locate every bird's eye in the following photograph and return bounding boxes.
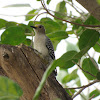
[39,26,42,28]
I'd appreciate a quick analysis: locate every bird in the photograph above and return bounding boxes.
[30,24,55,63]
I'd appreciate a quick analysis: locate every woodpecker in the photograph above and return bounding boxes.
[31,24,55,62]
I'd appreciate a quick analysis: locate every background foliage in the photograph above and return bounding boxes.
[0,0,100,100]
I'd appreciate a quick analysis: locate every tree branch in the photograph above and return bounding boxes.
[34,12,47,24]
[72,80,99,99]
[66,79,99,90]
[0,44,73,100]
[41,0,100,28]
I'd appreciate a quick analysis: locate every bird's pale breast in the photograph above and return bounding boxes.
[34,34,49,57]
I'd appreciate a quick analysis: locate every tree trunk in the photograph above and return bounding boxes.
[76,0,100,21]
[0,44,72,100]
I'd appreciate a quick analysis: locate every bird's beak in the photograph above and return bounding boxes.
[30,26,37,29]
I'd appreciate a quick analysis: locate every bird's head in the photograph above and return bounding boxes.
[30,24,45,34]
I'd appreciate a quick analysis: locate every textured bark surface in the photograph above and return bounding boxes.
[0,44,72,100]
[76,0,100,21]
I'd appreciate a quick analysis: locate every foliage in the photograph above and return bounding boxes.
[0,76,22,100]
[0,0,100,100]
[97,0,100,5]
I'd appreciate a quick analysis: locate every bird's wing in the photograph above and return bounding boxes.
[46,36,55,60]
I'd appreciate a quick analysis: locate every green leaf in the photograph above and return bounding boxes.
[82,58,99,80]
[25,9,38,21]
[74,46,90,59]
[5,22,31,33]
[84,15,100,25]
[79,29,99,50]
[58,22,67,30]
[0,19,7,29]
[56,1,66,12]
[76,79,81,86]
[40,17,53,22]
[54,51,78,69]
[28,21,34,26]
[1,26,26,45]
[41,18,67,30]
[93,38,100,52]
[97,0,100,4]
[19,24,32,33]
[96,72,100,80]
[3,4,31,8]
[47,31,68,41]
[47,0,51,4]
[5,22,17,28]
[71,30,99,60]
[43,21,60,33]
[0,76,22,99]
[55,1,67,21]
[33,61,56,100]
[62,69,78,83]
[89,90,100,98]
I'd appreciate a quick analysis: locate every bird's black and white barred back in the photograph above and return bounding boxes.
[46,36,55,60]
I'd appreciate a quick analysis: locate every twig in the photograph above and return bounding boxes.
[85,27,100,30]
[33,12,47,24]
[72,88,84,98]
[96,42,100,46]
[87,53,99,69]
[40,7,78,20]
[67,0,85,13]
[66,80,100,90]
[89,94,95,100]
[65,0,86,19]
[72,60,96,78]
[48,9,76,19]
[72,80,99,99]
[41,0,100,28]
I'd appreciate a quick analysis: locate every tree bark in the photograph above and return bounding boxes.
[76,0,100,21]
[0,44,72,100]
